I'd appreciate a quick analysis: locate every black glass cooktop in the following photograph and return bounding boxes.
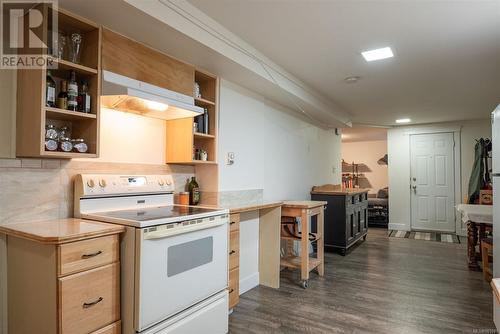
[91,205,220,222]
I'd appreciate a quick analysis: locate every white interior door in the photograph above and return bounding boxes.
[410,133,455,232]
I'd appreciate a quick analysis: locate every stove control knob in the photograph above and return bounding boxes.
[87,179,95,188]
[166,179,172,186]
[99,179,107,188]
[158,179,165,186]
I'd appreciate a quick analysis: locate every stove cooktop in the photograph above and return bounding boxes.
[85,205,227,228]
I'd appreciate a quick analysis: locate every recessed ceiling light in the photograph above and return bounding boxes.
[396,118,411,124]
[362,47,394,62]
[344,76,361,83]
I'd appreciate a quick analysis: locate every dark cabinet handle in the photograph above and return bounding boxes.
[81,250,102,259]
[229,289,234,293]
[83,297,103,308]
[230,221,236,225]
[229,250,236,255]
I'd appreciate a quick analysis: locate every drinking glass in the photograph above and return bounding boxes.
[69,32,83,64]
[57,32,67,59]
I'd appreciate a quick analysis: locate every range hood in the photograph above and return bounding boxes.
[101,70,204,120]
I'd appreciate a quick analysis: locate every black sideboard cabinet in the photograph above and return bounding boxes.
[311,190,368,255]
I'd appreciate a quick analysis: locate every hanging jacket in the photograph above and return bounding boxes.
[468,139,485,203]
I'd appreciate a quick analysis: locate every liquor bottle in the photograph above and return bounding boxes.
[57,80,68,110]
[46,70,56,107]
[188,176,200,205]
[67,70,78,111]
[78,81,91,113]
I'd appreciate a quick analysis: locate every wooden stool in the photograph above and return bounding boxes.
[481,238,493,282]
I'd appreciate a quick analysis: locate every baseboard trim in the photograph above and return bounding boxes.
[239,272,259,295]
[388,223,410,231]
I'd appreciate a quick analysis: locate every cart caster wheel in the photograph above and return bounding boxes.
[300,280,308,289]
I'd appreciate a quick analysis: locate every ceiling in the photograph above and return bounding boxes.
[342,127,387,143]
[59,0,349,128]
[188,0,500,126]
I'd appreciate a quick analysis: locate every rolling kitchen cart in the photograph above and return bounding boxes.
[280,201,326,288]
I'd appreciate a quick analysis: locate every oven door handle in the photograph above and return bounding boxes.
[143,219,226,240]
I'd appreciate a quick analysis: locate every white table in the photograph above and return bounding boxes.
[456,204,493,270]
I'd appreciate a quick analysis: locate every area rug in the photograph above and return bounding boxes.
[388,230,461,244]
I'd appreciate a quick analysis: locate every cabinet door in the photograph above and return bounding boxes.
[362,206,368,231]
[346,210,355,243]
[354,209,361,237]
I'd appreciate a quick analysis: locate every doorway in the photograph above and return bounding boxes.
[410,132,456,232]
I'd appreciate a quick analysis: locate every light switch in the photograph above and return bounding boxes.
[226,152,235,165]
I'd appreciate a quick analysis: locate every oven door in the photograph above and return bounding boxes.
[136,216,228,332]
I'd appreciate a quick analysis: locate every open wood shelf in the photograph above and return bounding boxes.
[50,58,98,75]
[16,8,101,159]
[46,107,97,121]
[170,160,217,166]
[194,97,215,107]
[194,132,215,139]
[41,151,98,159]
[280,256,321,270]
[166,69,218,165]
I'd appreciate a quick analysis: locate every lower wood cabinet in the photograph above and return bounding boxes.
[228,213,240,309]
[59,263,120,334]
[7,233,122,334]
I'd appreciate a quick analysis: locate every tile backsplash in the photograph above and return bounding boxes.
[0,158,194,225]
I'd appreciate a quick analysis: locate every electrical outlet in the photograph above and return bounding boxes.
[226,152,235,165]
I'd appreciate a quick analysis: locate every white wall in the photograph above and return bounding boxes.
[238,211,260,294]
[342,140,388,194]
[217,79,342,201]
[217,80,342,293]
[388,119,491,234]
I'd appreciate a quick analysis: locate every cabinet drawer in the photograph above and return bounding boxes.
[229,213,240,232]
[229,230,240,270]
[228,268,239,309]
[58,235,119,276]
[90,321,121,334]
[59,263,120,334]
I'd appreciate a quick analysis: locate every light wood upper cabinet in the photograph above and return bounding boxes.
[166,70,219,165]
[16,8,101,159]
[101,29,195,97]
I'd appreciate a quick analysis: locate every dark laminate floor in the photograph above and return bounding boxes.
[229,228,495,334]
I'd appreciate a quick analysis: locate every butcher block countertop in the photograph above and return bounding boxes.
[0,218,125,244]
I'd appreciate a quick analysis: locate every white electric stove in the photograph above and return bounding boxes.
[74,174,229,334]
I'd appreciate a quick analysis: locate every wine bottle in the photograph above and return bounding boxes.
[46,70,56,107]
[67,70,78,111]
[188,176,200,205]
[78,81,91,113]
[57,80,68,110]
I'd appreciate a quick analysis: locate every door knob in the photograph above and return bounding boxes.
[412,185,417,193]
